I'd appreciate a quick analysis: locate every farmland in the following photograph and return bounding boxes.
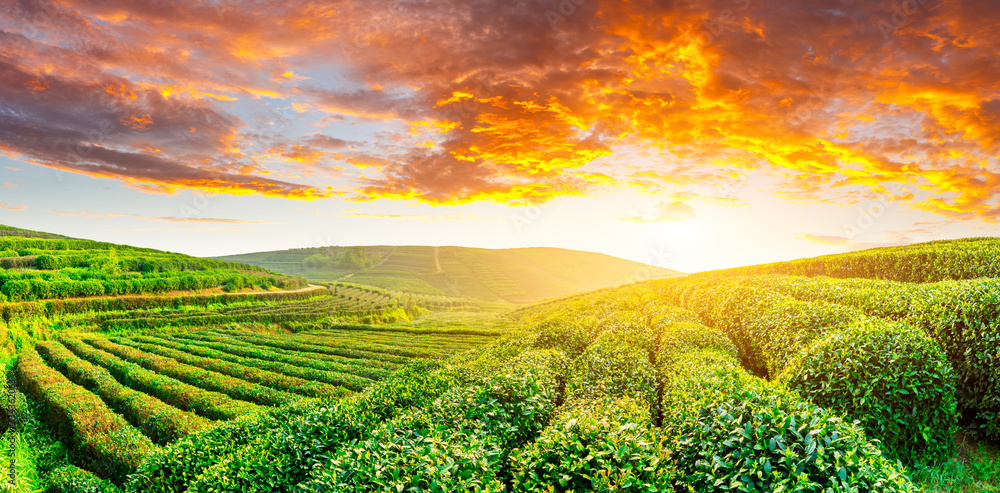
[1,229,999,492]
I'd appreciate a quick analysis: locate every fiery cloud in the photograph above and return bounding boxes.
[0,0,998,219]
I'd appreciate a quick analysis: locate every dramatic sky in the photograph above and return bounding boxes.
[0,0,998,272]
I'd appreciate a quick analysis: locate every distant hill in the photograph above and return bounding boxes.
[215,245,685,303]
[0,224,73,239]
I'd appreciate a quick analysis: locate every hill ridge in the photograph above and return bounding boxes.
[216,245,684,303]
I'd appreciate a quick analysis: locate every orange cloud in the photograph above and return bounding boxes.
[0,0,997,216]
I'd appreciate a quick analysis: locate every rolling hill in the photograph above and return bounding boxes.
[215,245,685,303]
[0,224,308,304]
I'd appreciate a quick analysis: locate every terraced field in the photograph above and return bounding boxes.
[327,282,486,312]
[0,234,306,304]
[35,283,486,335]
[14,325,499,486]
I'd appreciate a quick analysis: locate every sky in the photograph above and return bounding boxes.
[0,0,998,273]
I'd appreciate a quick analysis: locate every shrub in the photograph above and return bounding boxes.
[298,350,564,493]
[126,398,326,493]
[778,320,958,465]
[118,337,343,399]
[509,397,674,492]
[655,276,960,464]
[36,254,59,270]
[36,341,212,445]
[222,276,245,292]
[16,349,156,483]
[567,326,659,410]
[661,350,917,492]
[764,275,1000,440]
[703,281,860,377]
[0,256,35,269]
[151,335,373,391]
[2,279,32,301]
[655,321,738,367]
[167,362,462,493]
[222,330,430,360]
[692,237,981,281]
[171,333,377,388]
[87,337,304,407]
[45,465,123,493]
[61,337,261,420]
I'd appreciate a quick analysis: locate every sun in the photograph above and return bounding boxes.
[662,218,708,242]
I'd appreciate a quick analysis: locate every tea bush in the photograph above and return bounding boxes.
[60,338,260,420]
[753,274,1000,440]
[117,337,344,398]
[298,350,565,493]
[778,320,958,465]
[86,337,302,406]
[16,349,155,483]
[133,361,461,493]
[509,397,674,492]
[35,341,211,444]
[655,276,960,464]
[661,350,916,492]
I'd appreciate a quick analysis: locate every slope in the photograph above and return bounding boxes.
[215,245,685,303]
[0,224,307,304]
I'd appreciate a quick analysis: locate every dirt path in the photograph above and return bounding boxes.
[252,284,326,295]
[434,246,443,273]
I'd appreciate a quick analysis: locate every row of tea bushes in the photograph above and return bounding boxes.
[35,341,211,445]
[653,277,959,465]
[15,349,156,484]
[738,274,1000,440]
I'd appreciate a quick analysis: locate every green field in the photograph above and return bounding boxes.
[216,245,685,303]
[1,229,999,492]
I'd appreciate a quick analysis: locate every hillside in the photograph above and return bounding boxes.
[0,224,73,239]
[0,224,307,304]
[3,233,999,492]
[215,245,684,303]
[700,236,1000,281]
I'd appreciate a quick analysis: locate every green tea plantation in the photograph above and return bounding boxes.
[1,232,999,492]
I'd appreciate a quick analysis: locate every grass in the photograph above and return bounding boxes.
[912,432,1000,492]
[0,393,53,493]
[0,356,45,493]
